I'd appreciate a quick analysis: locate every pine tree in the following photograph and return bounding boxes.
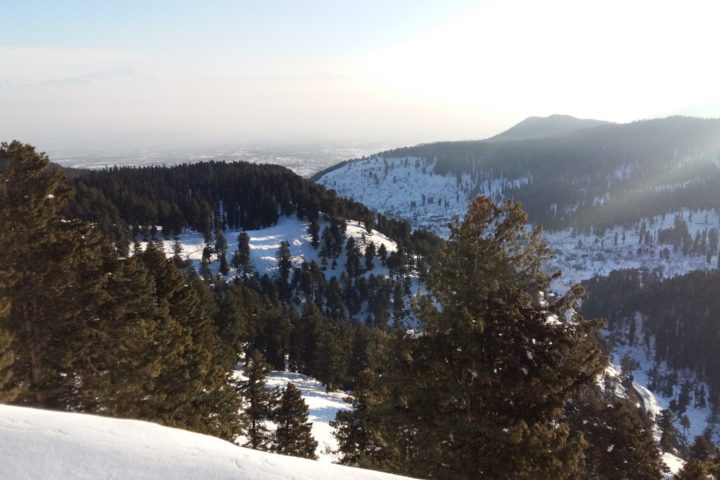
[0,250,20,402]
[391,279,405,327]
[378,243,388,266]
[0,141,110,407]
[0,328,19,403]
[276,240,292,283]
[292,301,323,376]
[240,350,275,450]
[215,285,251,355]
[349,197,606,479]
[674,458,720,480]
[215,227,230,276]
[333,330,400,470]
[231,231,253,277]
[308,220,320,249]
[137,245,243,440]
[272,382,318,459]
[659,409,680,452]
[569,386,664,479]
[689,434,714,461]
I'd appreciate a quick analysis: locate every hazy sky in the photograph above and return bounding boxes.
[2,0,719,150]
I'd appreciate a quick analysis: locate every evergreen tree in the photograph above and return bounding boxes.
[231,232,253,277]
[272,382,318,459]
[333,331,399,471]
[0,246,20,402]
[365,242,376,271]
[276,241,292,302]
[0,141,109,407]
[0,267,19,402]
[240,350,275,450]
[215,285,251,355]
[345,237,361,277]
[391,279,405,327]
[348,197,606,479]
[308,219,320,249]
[377,243,388,266]
[0,327,18,403]
[659,409,681,452]
[79,247,244,440]
[689,434,714,461]
[569,386,664,479]
[215,227,230,276]
[674,458,720,480]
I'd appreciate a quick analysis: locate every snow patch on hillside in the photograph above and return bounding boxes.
[546,209,720,294]
[145,216,396,278]
[140,216,424,326]
[317,157,719,295]
[319,156,472,235]
[0,405,416,480]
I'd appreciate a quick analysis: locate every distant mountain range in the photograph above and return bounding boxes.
[314,115,720,234]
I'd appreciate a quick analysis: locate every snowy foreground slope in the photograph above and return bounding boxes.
[0,404,416,480]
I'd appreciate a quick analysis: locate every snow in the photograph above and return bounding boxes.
[662,452,686,477]
[143,216,397,280]
[140,215,425,326]
[545,209,720,294]
[610,316,716,445]
[0,404,416,480]
[317,156,719,294]
[318,156,475,235]
[633,382,663,420]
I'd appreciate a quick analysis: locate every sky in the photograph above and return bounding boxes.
[1,0,720,152]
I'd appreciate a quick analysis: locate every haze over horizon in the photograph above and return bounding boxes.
[2,0,720,156]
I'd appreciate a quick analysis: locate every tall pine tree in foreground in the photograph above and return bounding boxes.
[0,141,109,406]
[336,197,606,479]
[272,382,318,459]
[0,141,243,441]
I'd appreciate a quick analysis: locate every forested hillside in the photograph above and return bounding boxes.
[316,116,720,233]
[583,269,720,409]
[66,161,440,258]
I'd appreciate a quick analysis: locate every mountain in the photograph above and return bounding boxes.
[315,116,720,235]
[486,114,611,142]
[0,405,416,480]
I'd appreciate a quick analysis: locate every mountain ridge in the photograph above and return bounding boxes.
[486,114,612,142]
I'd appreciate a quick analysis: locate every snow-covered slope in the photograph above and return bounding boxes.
[0,404,415,480]
[317,156,476,236]
[147,216,397,280]
[609,313,718,444]
[318,155,719,293]
[143,215,424,325]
